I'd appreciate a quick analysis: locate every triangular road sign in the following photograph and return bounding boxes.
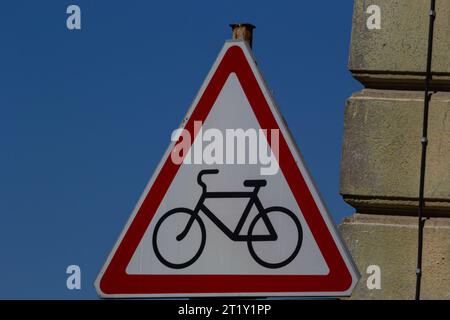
[95,41,359,298]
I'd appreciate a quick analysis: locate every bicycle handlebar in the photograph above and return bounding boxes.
[197,169,219,192]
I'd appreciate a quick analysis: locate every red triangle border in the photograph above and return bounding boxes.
[97,43,354,296]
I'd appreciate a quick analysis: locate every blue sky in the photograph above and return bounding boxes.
[0,1,361,299]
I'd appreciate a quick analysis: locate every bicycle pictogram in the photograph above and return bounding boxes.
[152,169,303,269]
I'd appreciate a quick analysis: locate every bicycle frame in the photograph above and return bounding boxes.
[178,186,277,242]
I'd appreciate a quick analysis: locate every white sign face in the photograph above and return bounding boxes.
[95,41,359,298]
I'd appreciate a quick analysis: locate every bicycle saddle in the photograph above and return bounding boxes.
[243,179,267,187]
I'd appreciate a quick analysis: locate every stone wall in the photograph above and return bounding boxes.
[339,0,450,299]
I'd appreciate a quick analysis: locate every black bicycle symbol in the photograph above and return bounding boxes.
[152,169,303,269]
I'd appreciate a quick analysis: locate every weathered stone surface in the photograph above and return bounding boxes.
[339,213,450,300]
[340,89,450,215]
[349,0,450,90]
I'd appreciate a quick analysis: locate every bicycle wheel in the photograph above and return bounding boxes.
[247,206,303,269]
[152,208,206,269]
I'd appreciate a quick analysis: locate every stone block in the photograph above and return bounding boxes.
[340,89,450,215]
[349,0,450,90]
[339,213,450,300]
